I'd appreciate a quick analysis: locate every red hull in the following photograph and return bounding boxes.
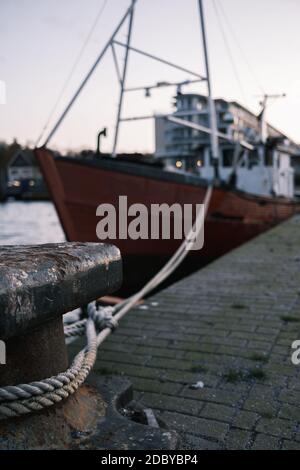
[35,148,300,292]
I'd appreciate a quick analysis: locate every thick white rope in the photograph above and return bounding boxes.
[0,185,212,419]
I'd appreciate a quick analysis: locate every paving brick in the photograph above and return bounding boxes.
[141,392,203,415]
[134,345,184,359]
[99,350,150,366]
[256,417,295,439]
[282,440,300,450]
[247,340,272,351]
[161,411,229,440]
[243,385,280,416]
[147,357,192,370]
[229,331,252,340]
[94,361,161,380]
[107,335,170,348]
[278,389,300,405]
[232,410,259,430]
[183,351,212,361]
[251,433,280,450]
[181,434,221,450]
[200,403,236,423]
[225,428,251,450]
[181,387,243,407]
[279,403,300,421]
[168,341,216,353]
[262,362,292,376]
[131,377,182,395]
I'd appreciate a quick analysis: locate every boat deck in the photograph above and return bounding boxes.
[70,215,300,449]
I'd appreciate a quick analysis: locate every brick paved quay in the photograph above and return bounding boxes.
[78,216,300,449]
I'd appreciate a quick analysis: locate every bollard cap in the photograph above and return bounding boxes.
[0,243,122,339]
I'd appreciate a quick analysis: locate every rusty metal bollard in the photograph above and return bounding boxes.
[0,242,123,449]
[0,243,122,387]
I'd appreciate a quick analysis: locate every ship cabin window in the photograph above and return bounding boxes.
[264,148,273,167]
[219,127,228,135]
[222,148,234,167]
[222,112,234,124]
[185,157,197,172]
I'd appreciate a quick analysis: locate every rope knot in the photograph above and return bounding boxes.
[87,302,118,332]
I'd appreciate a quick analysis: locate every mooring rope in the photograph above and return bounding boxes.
[0,185,213,419]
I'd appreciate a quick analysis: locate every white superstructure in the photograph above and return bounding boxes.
[155,93,297,198]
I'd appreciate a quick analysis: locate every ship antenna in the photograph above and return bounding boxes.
[257,93,286,143]
[198,0,220,181]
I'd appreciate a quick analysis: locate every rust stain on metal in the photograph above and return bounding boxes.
[0,384,107,449]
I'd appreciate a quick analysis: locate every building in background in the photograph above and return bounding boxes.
[0,142,48,200]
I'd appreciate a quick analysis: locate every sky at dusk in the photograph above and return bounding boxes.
[1,0,300,154]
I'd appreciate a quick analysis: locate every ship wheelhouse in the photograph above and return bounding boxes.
[155,93,296,199]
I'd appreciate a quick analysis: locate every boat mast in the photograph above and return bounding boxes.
[112,0,136,157]
[198,0,220,178]
[42,1,137,147]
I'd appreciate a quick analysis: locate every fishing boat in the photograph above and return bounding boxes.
[35,0,300,293]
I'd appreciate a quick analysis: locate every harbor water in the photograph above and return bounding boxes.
[0,201,65,245]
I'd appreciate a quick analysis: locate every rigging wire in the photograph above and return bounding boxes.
[217,0,265,95]
[212,0,247,105]
[35,0,109,147]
